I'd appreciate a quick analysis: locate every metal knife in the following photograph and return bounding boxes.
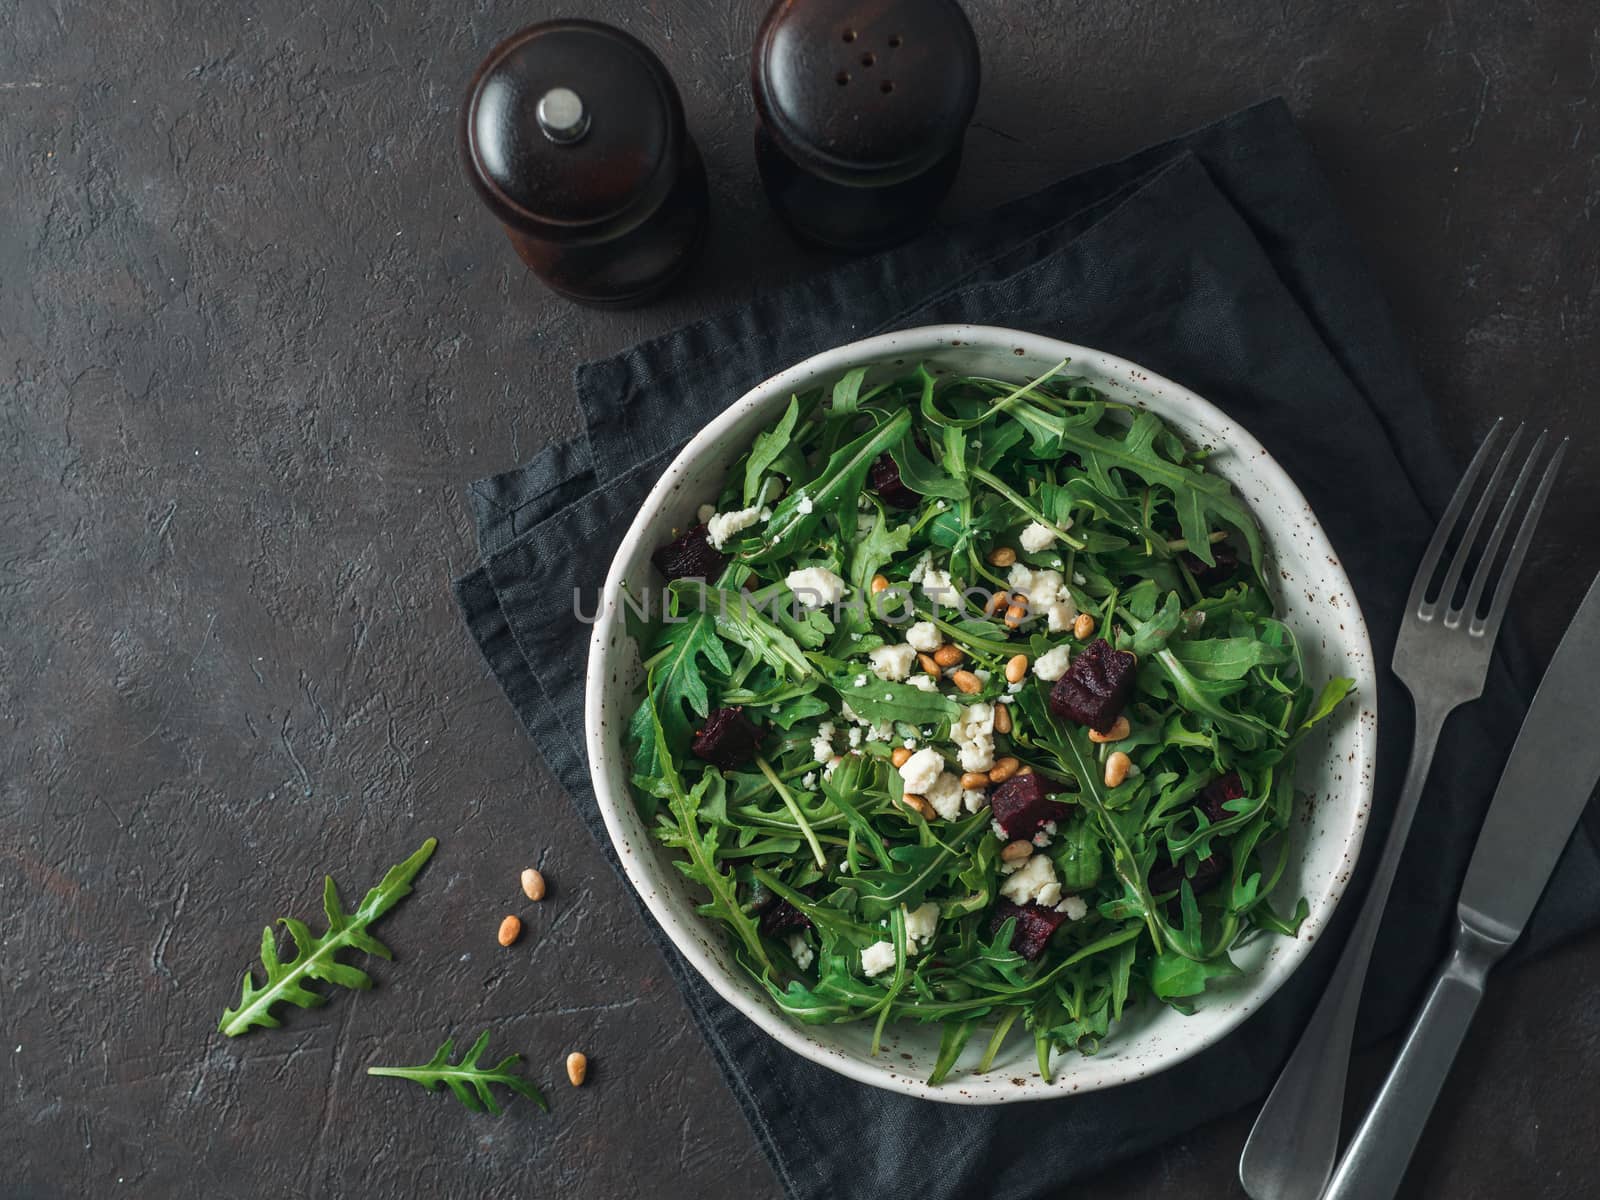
[1322,568,1600,1200]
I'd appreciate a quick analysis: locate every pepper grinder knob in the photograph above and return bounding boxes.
[461,20,709,308]
[751,0,980,252]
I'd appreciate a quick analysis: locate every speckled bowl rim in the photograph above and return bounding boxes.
[585,325,1377,1103]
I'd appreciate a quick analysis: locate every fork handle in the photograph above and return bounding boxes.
[1238,699,1452,1200]
[1321,921,1505,1200]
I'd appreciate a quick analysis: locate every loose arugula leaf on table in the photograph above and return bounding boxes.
[219,838,437,1036]
[367,1030,548,1116]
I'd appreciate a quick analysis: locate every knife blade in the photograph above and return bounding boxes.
[1459,568,1600,943]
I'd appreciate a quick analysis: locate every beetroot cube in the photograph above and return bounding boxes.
[1180,538,1239,587]
[691,706,763,770]
[989,899,1069,961]
[868,453,919,509]
[1048,638,1138,733]
[653,523,729,582]
[989,773,1071,840]
[1198,770,1245,824]
[1149,847,1231,901]
[758,896,811,936]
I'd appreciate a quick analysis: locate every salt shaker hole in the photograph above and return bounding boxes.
[880,80,895,94]
[842,28,856,42]
[860,52,876,67]
[836,70,851,85]
[888,34,903,47]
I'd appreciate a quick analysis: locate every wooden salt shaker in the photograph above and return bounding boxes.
[461,20,709,307]
[751,0,980,252]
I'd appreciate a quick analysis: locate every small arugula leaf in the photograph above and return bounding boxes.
[828,673,961,726]
[219,838,437,1037]
[743,395,801,505]
[367,1030,548,1116]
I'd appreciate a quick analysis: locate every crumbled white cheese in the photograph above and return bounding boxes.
[925,771,965,820]
[904,902,940,946]
[962,787,988,813]
[951,703,996,773]
[1008,563,1065,609]
[1036,880,1063,908]
[866,721,895,743]
[853,674,868,688]
[1034,645,1072,682]
[786,566,846,607]
[802,771,817,789]
[1072,572,1087,585]
[847,725,863,749]
[796,493,814,515]
[1005,682,1024,695]
[1020,521,1058,553]
[1055,895,1089,920]
[869,643,917,681]
[823,754,843,779]
[1046,599,1080,632]
[788,933,815,970]
[991,818,1009,841]
[707,505,763,549]
[999,853,1060,906]
[906,673,939,693]
[907,552,932,584]
[902,738,918,750]
[921,567,956,609]
[861,941,897,977]
[811,721,837,764]
[696,503,716,523]
[906,620,941,652]
[898,747,946,795]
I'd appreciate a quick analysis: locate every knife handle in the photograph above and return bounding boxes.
[1321,921,1510,1200]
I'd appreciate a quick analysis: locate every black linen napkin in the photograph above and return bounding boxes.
[455,100,1600,1200]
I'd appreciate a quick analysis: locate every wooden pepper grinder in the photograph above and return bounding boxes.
[751,0,980,252]
[461,20,709,307]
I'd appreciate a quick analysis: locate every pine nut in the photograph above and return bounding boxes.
[1087,716,1131,744]
[520,868,547,901]
[986,591,1010,616]
[1004,603,1027,628]
[1000,839,1034,863]
[566,1051,588,1086]
[951,670,981,694]
[992,704,1012,735]
[1104,751,1131,788]
[901,792,934,819]
[989,756,1021,783]
[917,652,940,677]
[891,746,913,768]
[1016,765,1034,775]
[933,643,964,667]
[1073,612,1096,640]
[959,771,990,790]
[1004,654,1029,684]
[871,574,890,594]
[987,546,1017,567]
[497,914,522,947]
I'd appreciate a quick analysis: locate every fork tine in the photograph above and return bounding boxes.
[1474,436,1568,639]
[1457,429,1547,623]
[1431,423,1524,620]
[1407,418,1506,618]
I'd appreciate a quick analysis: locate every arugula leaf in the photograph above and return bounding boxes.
[367,1030,548,1115]
[220,838,437,1036]
[744,409,913,564]
[829,674,961,726]
[743,395,801,505]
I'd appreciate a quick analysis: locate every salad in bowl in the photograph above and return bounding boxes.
[586,327,1374,1099]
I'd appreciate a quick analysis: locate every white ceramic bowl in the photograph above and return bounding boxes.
[585,325,1377,1103]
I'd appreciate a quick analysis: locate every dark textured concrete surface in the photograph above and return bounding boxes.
[3,1,1597,1197]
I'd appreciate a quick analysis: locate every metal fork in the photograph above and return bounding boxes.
[1238,420,1567,1200]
